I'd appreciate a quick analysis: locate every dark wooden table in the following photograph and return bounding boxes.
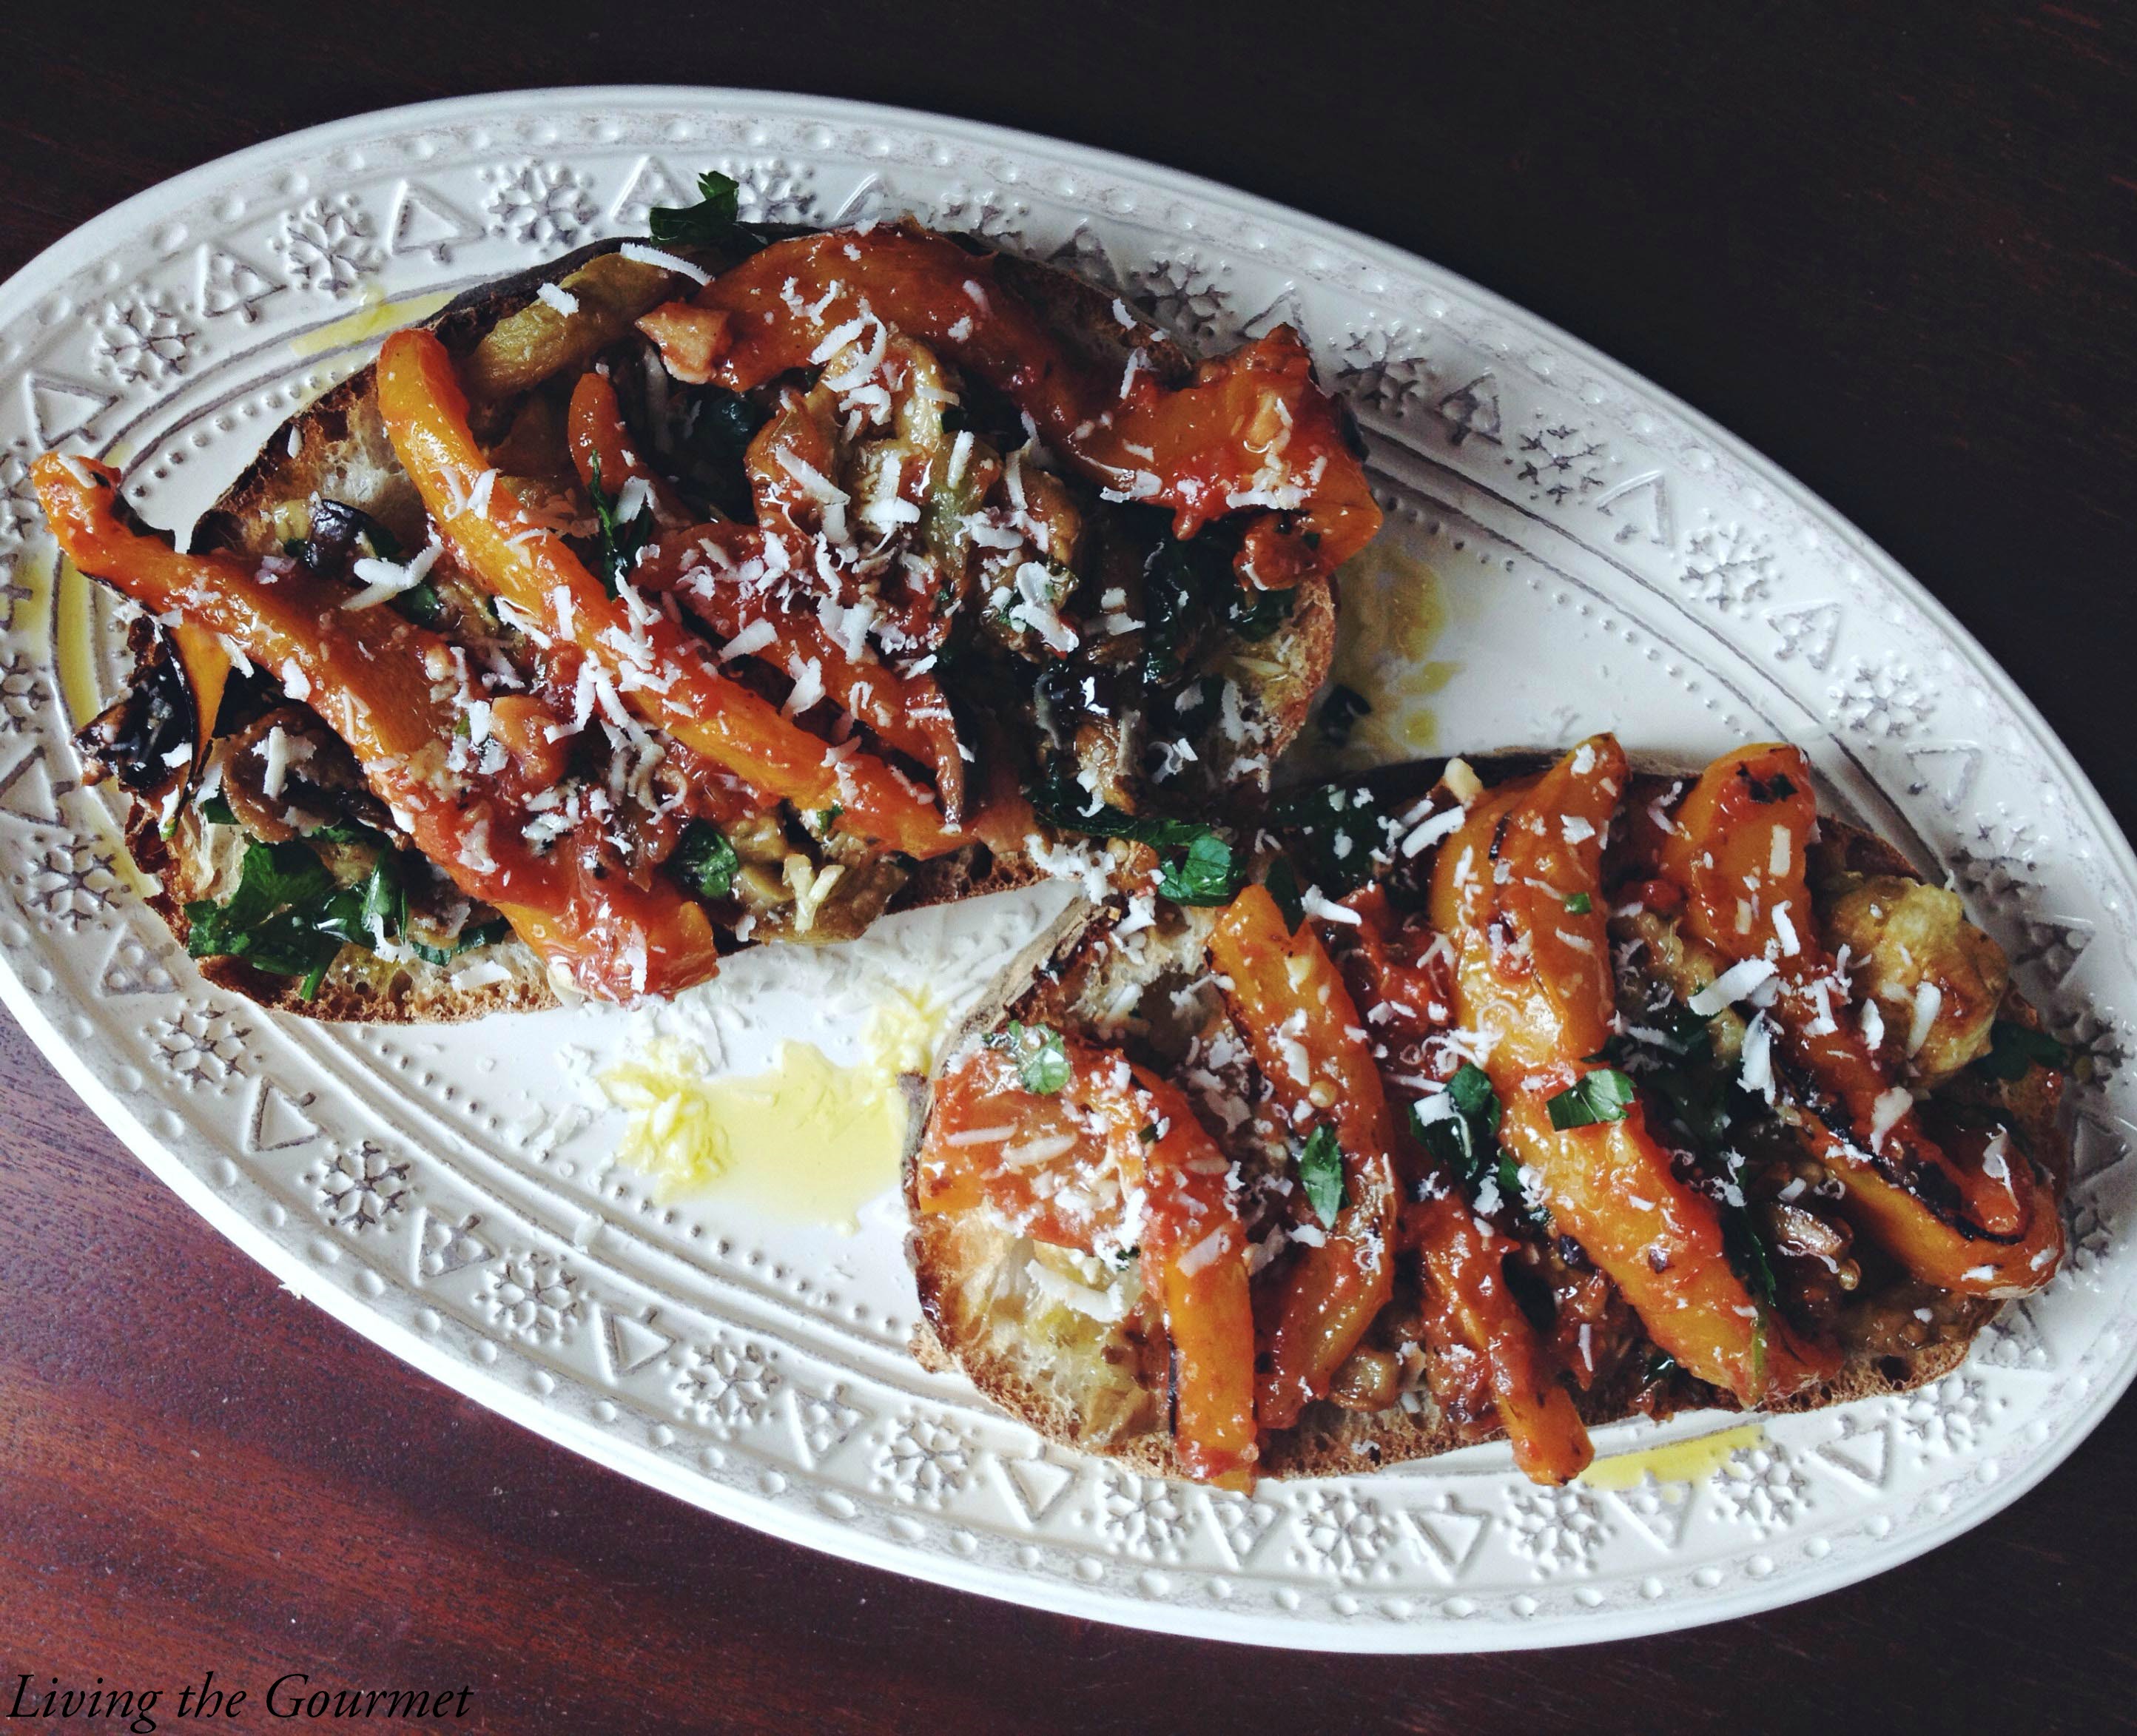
[6,5,2136,1730]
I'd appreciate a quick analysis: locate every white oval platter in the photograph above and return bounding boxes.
[0,88,2131,1652]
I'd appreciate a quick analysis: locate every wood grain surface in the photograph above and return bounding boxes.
[4,4,2136,1730]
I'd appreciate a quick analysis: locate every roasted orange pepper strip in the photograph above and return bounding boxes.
[1433,736,1838,1404]
[1208,884,1399,1430]
[693,227,1382,590]
[375,329,961,861]
[1123,1064,1259,1488]
[565,369,693,529]
[918,1037,1256,1487]
[1658,744,2061,1295]
[33,456,721,1000]
[1404,1188,1595,1483]
[1336,892,1592,1480]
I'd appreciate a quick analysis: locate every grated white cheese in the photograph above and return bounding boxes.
[1690,957,1777,1016]
[619,241,711,285]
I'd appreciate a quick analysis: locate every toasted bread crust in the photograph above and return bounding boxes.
[904,753,2071,1481]
[115,228,1341,1021]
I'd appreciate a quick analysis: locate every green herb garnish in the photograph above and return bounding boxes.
[405,918,510,966]
[988,1020,1071,1095]
[1564,891,1593,915]
[1264,781,1398,898]
[672,820,741,901]
[1546,1068,1638,1130]
[1029,766,1244,908]
[647,170,744,249]
[1155,830,1245,906]
[1299,1123,1346,1228]
[184,834,505,1000]
[1413,1067,1536,1221]
[587,454,652,596]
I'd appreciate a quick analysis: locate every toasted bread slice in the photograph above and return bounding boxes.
[905,751,2070,1481]
[85,228,1342,1020]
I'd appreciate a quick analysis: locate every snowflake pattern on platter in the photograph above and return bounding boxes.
[925,184,1032,252]
[1504,1483,1610,1575]
[149,1002,252,1091]
[1948,813,2043,903]
[1336,323,1436,418]
[272,195,382,297]
[724,158,823,226]
[1709,1445,1811,1535]
[1,647,53,733]
[672,1338,781,1434]
[485,159,597,249]
[92,290,197,386]
[12,833,117,931]
[1828,656,1934,739]
[311,1139,412,1232]
[1679,519,1780,613]
[1094,1467,1198,1564]
[876,1413,972,1510]
[2062,1009,2133,1087]
[1293,1487,1401,1583]
[1899,1374,1988,1456]
[0,444,38,551]
[477,1248,583,1345]
[1128,249,1234,349]
[1512,422,1606,505]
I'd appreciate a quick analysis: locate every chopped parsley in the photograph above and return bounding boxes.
[1413,1061,1532,1219]
[184,838,497,1000]
[1564,891,1593,915]
[1546,1068,1638,1130]
[1265,781,1399,897]
[988,1020,1071,1095]
[1154,830,1245,906]
[671,820,741,901]
[586,454,652,596]
[647,169,746,249]
[1029,766,1245,907]
[1299,1123,1346,1228]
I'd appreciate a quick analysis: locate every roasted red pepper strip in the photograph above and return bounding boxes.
[630,524,969,822]
[1658,744,2062,1295]
[917,1037,1256,1487]
[693,227,1382,590]
[1433,736,1839,1404]
[565,369,693,529]
[1402,1190,1594,1483]
[1208,884,1399,1429]
[33,456,721,1001]
[376,329,961,861]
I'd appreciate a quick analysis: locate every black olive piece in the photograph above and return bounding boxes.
[292,499,400,582]
[73,619,193,793]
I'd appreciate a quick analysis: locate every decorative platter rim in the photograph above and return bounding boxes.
[1,85,2132,1652]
